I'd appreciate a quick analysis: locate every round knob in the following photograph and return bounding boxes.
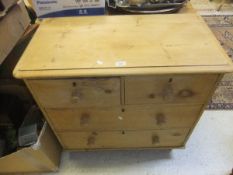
[71,89,81,102]
[156,113,166,125]
[162,84,174,101]
[152,135,160,144]
[87,136,95,146]
[178,89,193,98]
[80,113,90,126]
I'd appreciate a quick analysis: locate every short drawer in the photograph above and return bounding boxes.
[125,74,218,105]
[28,78,121,108]
[58,128,190,149]
[46,104,200,131]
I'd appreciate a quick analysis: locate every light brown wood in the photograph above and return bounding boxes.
[24,80,66,148]
[46,104,201,131]
[58,128,190,149]
[125,74,218,105]
[28,78,121,108]
[183,74,224,145]
[13,14,233,78]
[14,66,233,79]
[13,13,233,150]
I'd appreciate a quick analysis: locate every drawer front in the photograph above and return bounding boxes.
[125,74,218,105]
[28,78,121,108]
[58,128,190,149]
[46,104,200,131]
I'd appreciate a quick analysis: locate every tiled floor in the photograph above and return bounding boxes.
[42,110,233,175]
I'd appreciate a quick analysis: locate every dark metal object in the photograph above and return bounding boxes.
[107,0,187,14]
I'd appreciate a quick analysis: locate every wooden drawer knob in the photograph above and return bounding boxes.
[162,84,174,101]
[156,113,166,125]
[71,89,81,102]
[152,135,160,144]
[80,113,90,126]
[178,89,193,97]
[87,136,95,146]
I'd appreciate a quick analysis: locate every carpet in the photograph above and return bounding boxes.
[202,15,233,109]
[191,0,233,15]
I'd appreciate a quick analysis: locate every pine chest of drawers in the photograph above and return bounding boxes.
[14,14,233,150]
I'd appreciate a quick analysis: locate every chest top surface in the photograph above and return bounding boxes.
[14,14,233,78]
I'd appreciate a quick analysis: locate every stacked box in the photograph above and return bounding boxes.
[0,0,30,64]
[0,0,17,12]
[32,0,105,18]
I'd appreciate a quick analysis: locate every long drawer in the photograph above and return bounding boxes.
[28,78,121,108]
[58,128,190,149]
[46,104,201,131]
[125,74,218,105]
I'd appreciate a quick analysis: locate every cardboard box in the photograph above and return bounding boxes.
[0,0,17,11]
[32,0,105,18]
[0,0,30,64]
[0,122,62,173]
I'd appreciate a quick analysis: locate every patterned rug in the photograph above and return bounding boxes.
[191,0,233,15]
[190,0,233,109]
[203,15,233,109]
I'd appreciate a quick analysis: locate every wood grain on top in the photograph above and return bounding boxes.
[14,14,233,78]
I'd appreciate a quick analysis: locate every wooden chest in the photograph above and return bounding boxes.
[14,14,233,150]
